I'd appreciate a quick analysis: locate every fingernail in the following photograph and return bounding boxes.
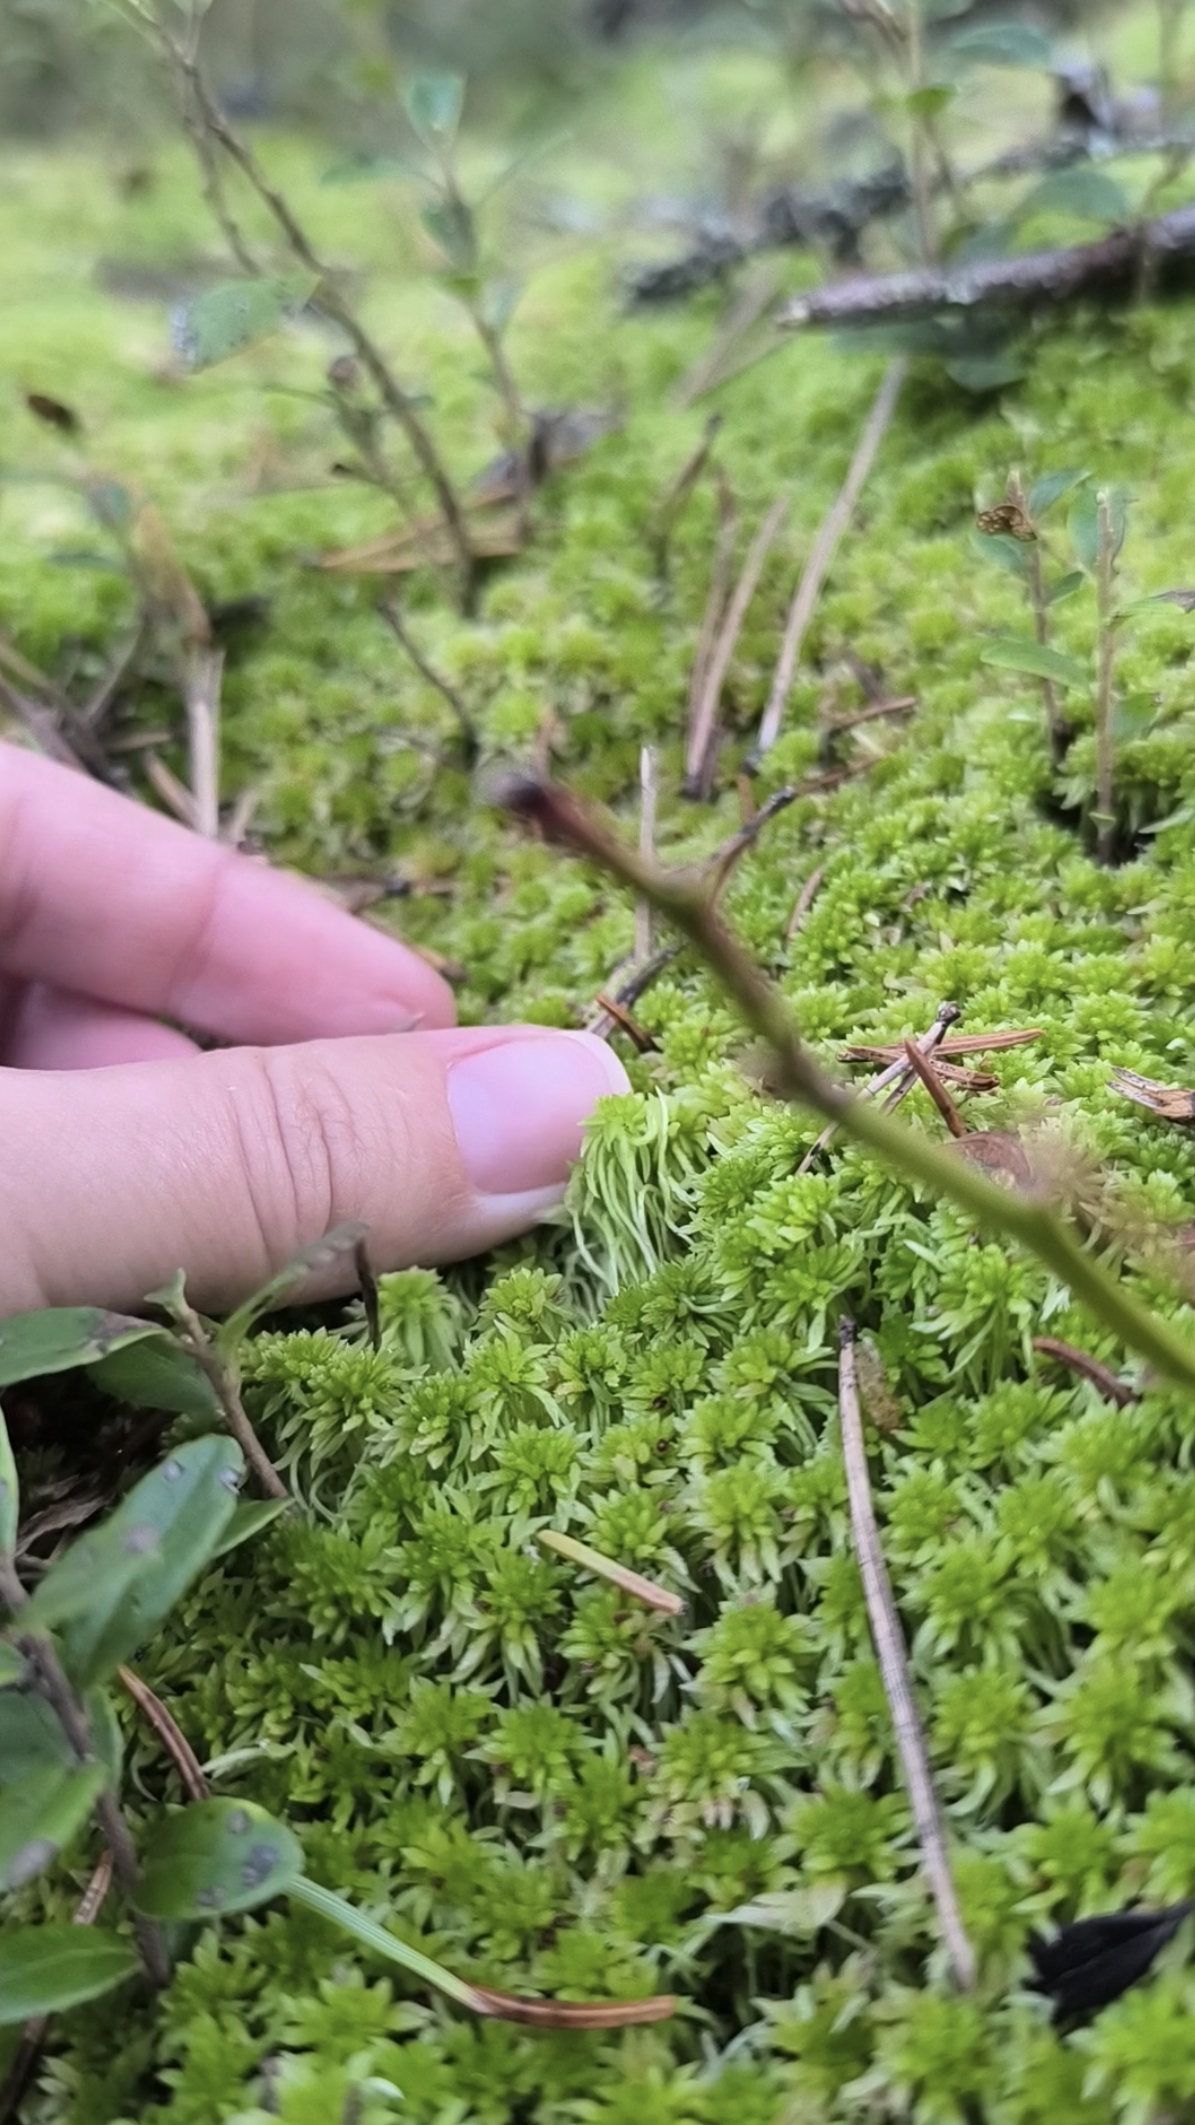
[448,1032,629,1198]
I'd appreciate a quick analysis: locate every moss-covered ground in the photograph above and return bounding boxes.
[10,15,1195,2119]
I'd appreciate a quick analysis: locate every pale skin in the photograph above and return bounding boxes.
[0,743,628,1316]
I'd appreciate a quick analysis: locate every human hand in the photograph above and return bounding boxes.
[0,743,627,1314]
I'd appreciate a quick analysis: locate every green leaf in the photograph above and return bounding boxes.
[0,1309,160,1389]
[0,1763,107,1892]
[59,1437,243,1689]
[0,1644,25,1688]
[288,1876,480,2009]
[0,1403,17,1557]
[90,1335,220,1421]
[946,352,1025,392]
[951,21,1054,68]
[22,1519,161,1635]
[320,152,427,186]
[403,72,464,146]
[1070,484,1131,570]
[1028,468,1087,520]
[970,528,1030,579]
[419,195,477,272]
[0,1926,139,2024]
[0,1690,120,1788]
[207,1497,290,1563]
[135,1799,303,1919]
[1020,168,1131,228]
[479,277,523,335]
[980,638,1089,687]
[1112,691,1159,741]
[172,278,318,372]
[723,1881,846,1933]
[1047,569,1086,605]
[906,82,956,119]
[217,1222,367,1356]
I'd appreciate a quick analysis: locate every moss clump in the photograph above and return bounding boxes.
[11,31,1195,2119]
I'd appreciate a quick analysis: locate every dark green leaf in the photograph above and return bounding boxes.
[208,1498,290,1562]
[90,1335,220,1421]
[0,1309,160,1389]
[320,152,427,185]
[906,82,956,118]
[951,21,1054,67]
[1020,169,1131,228]
[22,1520,161,1635]
[981,638,1089,687]
[0,1644,25,1688]
[0,1764,107,1891]
[0,1690,120,1788]
[1028,468,1087,519]
[0,1926,139,2024]
[172,278,317,372]
[971,529,1030,579]
[420,196,477,272]
[0,1404,17,1556]
[946,352,1025,392]
[403,73,464,145]
[59,1437,243,1689]
[1047,569,1086,605]
[217,1222,367,1355]
[135,1799,303,1918]
[1070,484,1130,570]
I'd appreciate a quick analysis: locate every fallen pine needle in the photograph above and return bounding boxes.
[838,1319,977,1992]
[538,1529,684,1616]
[119,1666,211,1802]
[1032,1336,1139,1408]
[686,487,791,795]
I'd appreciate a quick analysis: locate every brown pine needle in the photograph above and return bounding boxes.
[636,744,659,962]
[593,994,658,1051]
[799,1002,961,1174]
[902,1038,967,1139]
[471,1987,676,2028]
[1033,1336,1139,1408]
[755,358,907,761]
[119,1667,210,1802]
[686,487,791,796]
[838,1320,977,1992]
[684,469,738,784]
[649,413,723,577]
[538,1530,684,1616]
[785,863,826,945]
[674,270,782,409]
[841,1029,1043,1062]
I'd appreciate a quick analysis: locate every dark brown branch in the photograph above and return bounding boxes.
[780,202,1195,331]
[1032,1336,1139,1407]
[376,597,478,763]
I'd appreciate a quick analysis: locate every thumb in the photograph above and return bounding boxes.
[0,1027,629,1314]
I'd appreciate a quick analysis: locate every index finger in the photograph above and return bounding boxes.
[0,743,455,1041]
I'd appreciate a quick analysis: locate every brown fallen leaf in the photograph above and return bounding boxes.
[1111,1068,1195,1124]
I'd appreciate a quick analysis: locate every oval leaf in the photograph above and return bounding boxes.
[0,1688,122,1789]
[22,1521,161,1635]
[0,1763,107,1892]
[207,1497,290,1563]
[172,278,317,371]
[1028,468,1087,520]
[1020,169,1131,228]
[0,1309,159,1390]
[0,1404,16,1557]
[135,1799,303,1919]
[951,22,1054,68]
[59,1437,243,1690]
[1070,484,1130,571]
[0,1926,139,2025]
[981,638,1089,688]
[89,1335,220,1421]
[403,72,464,145]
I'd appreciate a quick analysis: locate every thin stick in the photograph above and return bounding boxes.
[1032,1336,1139,1408]
[674,271,781,409]
[118,1666,211,1801]
[538,1530,683,1615]
[838,1320,976,1990]
[184,646,223,838]
[755,360,907,760]
[707,782,800,903]
[785,863,826,945]
[496,775,1195,1396]
[221,782,261,848]
[377,596,478,762]
[173,1300,288,1501]
[636,746,659,962]
[799,1002,960,1175]
[684,470,738,781]
[649,414,723,581]
[144,750,200,828]
[686,488,791,795]
[902,1038,967,1139]
[1095,492,1118,865]
[0,670,112,782]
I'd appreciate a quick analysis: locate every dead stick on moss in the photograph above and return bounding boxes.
[838,1320,976,1990]
[172,1300,288,1502]
[144,8,474,606]
[649,414,723,581]
[1032,1336,1139,1408]
[636,745,659,962]
[798,1002,960,1175]
[687,488,791,795]
[184,646,223,839]
[496,774,1195,1395]
[707,783,800,904]
[785,862,826,945]
[685,469,738,774]
[118,1667,211,1802]
[675,272,781,409]
[377,596,478,763]
[902,1037,967,1138]
[754,360,907,762]
[1094,491,1118,866]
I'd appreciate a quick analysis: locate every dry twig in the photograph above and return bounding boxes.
[636,745,659,963]
[118,1666,211,1801]
[838,1320,977,1990]
[184,646,223,839]
[686,488,791,795]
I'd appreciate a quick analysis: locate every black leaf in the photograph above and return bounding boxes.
[1029,1901,1194,2021]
